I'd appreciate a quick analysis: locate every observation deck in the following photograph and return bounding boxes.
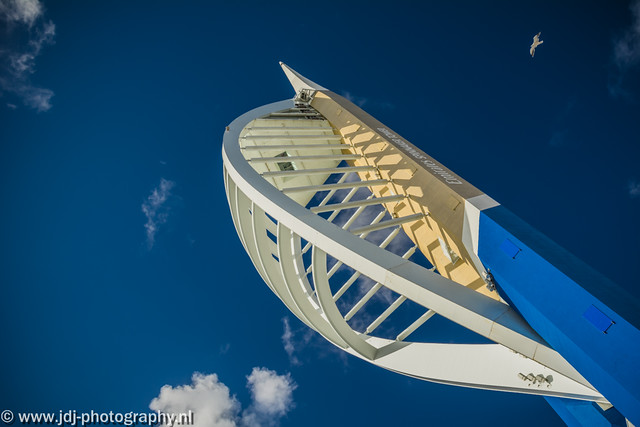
[222,63,640,425]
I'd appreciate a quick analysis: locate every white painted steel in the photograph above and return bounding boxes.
[396,310,436,341]
[282,179,387,194]
[222,98,606,402]
[241,135,342,140]
[248,154,361,163]
[366,295,407,334]
[262,166,375,178]
[311,194,405,213]
[242,145,344,152]
[349,213,425,235]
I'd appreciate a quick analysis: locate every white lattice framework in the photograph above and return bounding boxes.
[222,65,607,403]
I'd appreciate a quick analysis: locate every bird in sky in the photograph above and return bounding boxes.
[530,32,543,57]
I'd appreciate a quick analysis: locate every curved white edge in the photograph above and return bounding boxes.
[276,225,349,349]
[345,341,605,402]
[221,99,602,400]
[462,195,499,258]
[280,62,327,93]
[461,195,500,285]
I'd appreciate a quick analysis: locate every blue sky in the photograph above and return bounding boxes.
[1,1,639,426]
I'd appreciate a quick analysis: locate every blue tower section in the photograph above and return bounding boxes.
[545,397,626,427]
[477,205,640,425]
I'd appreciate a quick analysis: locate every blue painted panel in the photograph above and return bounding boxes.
[545,397,626,427]
[477,205,640,425]
[583,305,614,334]
[499,238,521,259]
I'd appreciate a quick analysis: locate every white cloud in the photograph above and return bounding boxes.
[0,0,55,111]
[150,369,296,427]
[219,343,231,355]
[629,180,640,198]
[343,91,368,107]
[281,317,300,366]
[280,316,349,367]
[9,20,55,74]
[0,0,42,26]
[614,1,640,68]
[20,84,53,111]
[142,178,175,249]
[241,368,297,427]
[150,373,240,427]
[342,91,395,110]
[609,0,640,98]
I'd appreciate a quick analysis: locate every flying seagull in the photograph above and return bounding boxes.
[530,32,543,57]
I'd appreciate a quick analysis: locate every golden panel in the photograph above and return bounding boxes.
[311,91,499,301]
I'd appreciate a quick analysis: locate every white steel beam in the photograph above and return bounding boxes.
[325,188,360,223]
[345,283,382,321]
[337,195,375,230]
[366,295,407,334]
[248,154,360,163]
[241,135,342,140]
[328,225,401,279]
[276,225,348,348]
[333,271,361,302]
[247,126,334,131]
[350,213,425,235]
[268,112,322,116]
[241,144,344,151]
[301,172,354,255]
[396,310,436,341]
[340,244,419,320]
[282,179,387,194]
[312,194,405,213]
[250,202,309,324]
[262,166,374,178]
[260,117,327,122]
[315,172,351,207]
[312,245,378,360]
[221,98,605,401]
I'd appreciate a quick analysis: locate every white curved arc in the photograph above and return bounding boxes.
[312,245,378,360]
[276,225,349,349]
[250,202,310,325]
[280,62,327,92]
[225,172,246,252]
[344,340,603,401]
[229,179,273,291]
[222,99,604,401]
[224,132,583,382]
